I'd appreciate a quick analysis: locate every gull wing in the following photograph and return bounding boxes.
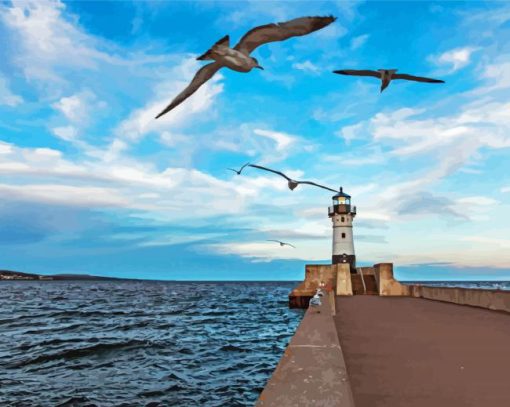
[392,73,445,83]
[333,70,381,78]
[248,164,292,181]
[298,180,337,193]
[239,162,251,173]
[155,62,222,119]
[234,16,336,54]
[267,240,282,243]
[283,242,296,248]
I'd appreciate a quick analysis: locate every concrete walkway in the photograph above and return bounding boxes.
[335,296,510,407]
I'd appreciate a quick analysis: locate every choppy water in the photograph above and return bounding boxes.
[404,281,510,290]
[0,281,304,406]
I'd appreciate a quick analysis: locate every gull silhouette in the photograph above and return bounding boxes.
[267,240,296,248]
[227,163,250,175]
[248,164,337,192]
[333,69,444,92]
[155,16,336,119]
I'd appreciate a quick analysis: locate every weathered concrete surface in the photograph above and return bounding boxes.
[356,266,375,275]
[374,263,410,296]
[301,264,338,291]
[335,296,510,407]
[258,292,355,407]
[290,264,350,308]
[336,264,353,296]
[289,281,315,308]
[409,284,510,313]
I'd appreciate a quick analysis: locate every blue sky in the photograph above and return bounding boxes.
[1,0,510,281]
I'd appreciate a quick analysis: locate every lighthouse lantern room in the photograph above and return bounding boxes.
[328,187,356,272]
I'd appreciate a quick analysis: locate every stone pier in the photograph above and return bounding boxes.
[261,262,510,405]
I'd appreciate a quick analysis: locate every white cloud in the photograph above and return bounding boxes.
[0,75,23,106]
[52,125,78,142]
[207,124,312,164]
[138,232,225,247]
[332,93,510,226]
[462,235,510,249]
[462,5,510,27]
[0,0,176,111]
[0,140,304,222]
[52,90,104,125]
[350,34,369,50]
[53,93,85,122]
[292,60,321,74]
[115,58,224,143]
[476,60,510,93]
[0,183,128,208]
[221,1,291,28]
[159,131,188,148]
[253,128,296,152]
[455,196,499,206]
[0,0,117,83]
[348,103,510,164]
[312,23,347,40]
[336,122,365,143]
[207,240,329,261]
[259,71,296,88]
[432,46,479,73]
[323,152,385,167]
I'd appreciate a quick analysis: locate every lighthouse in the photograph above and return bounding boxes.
[328,187,356,272]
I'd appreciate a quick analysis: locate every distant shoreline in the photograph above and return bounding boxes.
[0,270,137,281]
[0,270,301,282]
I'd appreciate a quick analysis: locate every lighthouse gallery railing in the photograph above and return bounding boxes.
[328,205,357,215]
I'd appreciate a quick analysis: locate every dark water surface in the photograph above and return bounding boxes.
[0,281,304,406]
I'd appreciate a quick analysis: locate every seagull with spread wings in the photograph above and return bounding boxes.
[267,240,296,248]
[227,163,250,175]
[248,164,337,192]
[333,69,444,92]
[155,16,336,119]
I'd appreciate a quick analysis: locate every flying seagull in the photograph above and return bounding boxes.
[267,240,296,248]
[333,69,445,92]
[227,163,250,175]
[155,16,336,119]
[248,164,337,192]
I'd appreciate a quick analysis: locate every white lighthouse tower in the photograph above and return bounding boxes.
[328,187,356,272]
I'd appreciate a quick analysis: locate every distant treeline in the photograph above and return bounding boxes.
[0,270,126,281]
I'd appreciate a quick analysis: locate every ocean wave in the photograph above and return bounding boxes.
[0,280,303,406]
[218,345,251,353]
[9,339,151,368]
[138,383,189,398]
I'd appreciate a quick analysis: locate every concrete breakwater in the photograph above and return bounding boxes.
[408,284,510,313]
[259,262,510,405]
[289,262,510,313]
[257,291,355,407]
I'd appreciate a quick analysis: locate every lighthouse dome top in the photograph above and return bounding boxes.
[333,187,351,199]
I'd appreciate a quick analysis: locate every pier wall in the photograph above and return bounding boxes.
[409,285,510,313]
[374,263,411,296]
[257,291,355,407]
[289,264,352,308]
